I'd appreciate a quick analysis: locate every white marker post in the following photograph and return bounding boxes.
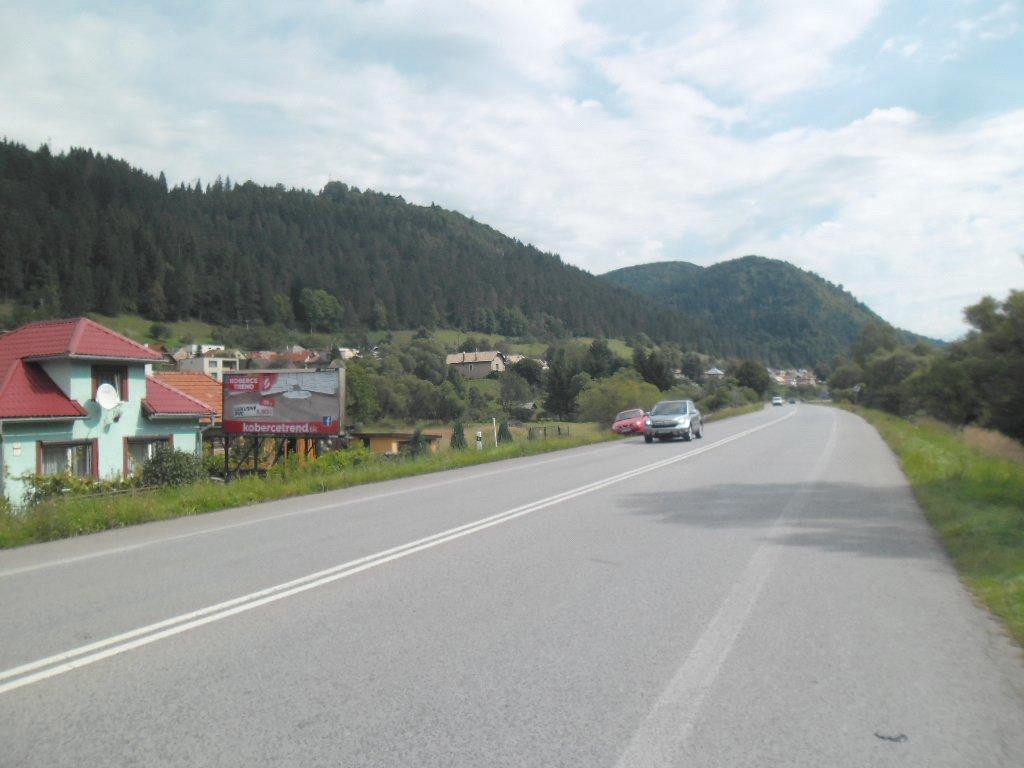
[475,431,483,450]
[492,417,498,447]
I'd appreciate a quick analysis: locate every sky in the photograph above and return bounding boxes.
[1,1,1022,339]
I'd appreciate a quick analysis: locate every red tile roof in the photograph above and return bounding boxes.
[151,372,222,423]
[0,360,88,419]
[143,377,217,418]
[8,317,164,362]
[0,317,160,420]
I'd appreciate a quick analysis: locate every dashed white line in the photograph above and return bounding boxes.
[615,411,836,768]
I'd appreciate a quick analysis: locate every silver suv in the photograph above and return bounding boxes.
[644,400,703,443]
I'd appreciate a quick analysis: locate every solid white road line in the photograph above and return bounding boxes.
[0,410,795,695]
[615,411,837,768]
[0,438,631,578]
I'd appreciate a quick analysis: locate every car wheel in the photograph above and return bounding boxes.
[644,434,653,443]
[683,426,693,441]
[696,423,703,439]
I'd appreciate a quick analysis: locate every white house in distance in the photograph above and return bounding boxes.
[177,349,245,382]
[0,318,214,506]
[445,351,507,379]
[704,367,726,380]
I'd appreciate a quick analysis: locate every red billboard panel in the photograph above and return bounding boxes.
[222,370,344,435]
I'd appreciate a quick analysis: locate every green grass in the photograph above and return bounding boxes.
[848,406,1024,647]
[86,312,220,348]
[373,328,632,359]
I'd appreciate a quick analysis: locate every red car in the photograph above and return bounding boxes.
[612,408,647,435]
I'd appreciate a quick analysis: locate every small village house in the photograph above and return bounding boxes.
[177,348,245,382]
[0,318,214,506]
[353,431,442,456]
[445,351,507,379]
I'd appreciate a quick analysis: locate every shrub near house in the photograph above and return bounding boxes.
[0,318,214,506]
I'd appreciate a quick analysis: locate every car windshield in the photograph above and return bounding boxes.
[651,401,686,415]
[615,409,643,421]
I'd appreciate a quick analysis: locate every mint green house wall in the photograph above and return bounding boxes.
[0,362,201,507]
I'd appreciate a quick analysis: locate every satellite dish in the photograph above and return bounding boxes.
[95,383,120,410]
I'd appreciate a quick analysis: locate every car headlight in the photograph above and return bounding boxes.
[677,417,690,426]
[644,417,651,426]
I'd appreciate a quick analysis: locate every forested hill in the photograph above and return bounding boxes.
[602,257,932,366]
[0,140,713,347]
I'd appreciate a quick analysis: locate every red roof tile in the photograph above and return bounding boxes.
[143,377,216,418]
[151,372,222,423]
[0,360,88,419]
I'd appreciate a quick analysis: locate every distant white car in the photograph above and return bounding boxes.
[771,396,784,406]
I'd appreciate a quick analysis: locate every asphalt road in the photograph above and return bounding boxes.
[1,405,1022,767]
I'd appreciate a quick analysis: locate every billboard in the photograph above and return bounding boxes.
[222,369,345,435]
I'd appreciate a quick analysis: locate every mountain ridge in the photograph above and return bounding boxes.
[602,256,937,367]
[1,139,925,368]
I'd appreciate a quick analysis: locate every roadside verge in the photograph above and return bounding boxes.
[845,405,1023,647]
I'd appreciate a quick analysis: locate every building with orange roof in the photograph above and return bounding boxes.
[150,372,223,426]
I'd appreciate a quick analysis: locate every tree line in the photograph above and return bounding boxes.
[828,292,1023,441]
[0,140,716,350]
[344,334,770,427]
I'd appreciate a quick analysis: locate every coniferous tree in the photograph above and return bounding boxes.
[450,420,467,450]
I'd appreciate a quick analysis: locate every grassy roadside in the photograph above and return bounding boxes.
[845,405,1024,646]
[0,432,615,549]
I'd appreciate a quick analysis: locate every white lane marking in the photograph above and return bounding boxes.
[0,440,632,578]
[0,410,795,695]
[615,411,837,768]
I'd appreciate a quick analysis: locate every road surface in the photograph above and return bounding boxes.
[1,405,1022,767]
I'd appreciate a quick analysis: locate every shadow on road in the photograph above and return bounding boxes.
[616,483,941,563]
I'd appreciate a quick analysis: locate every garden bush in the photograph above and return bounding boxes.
[20,473,138,506]
[315,446,376,471]
[141,447,207,487]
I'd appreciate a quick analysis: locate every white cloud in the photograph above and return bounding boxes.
[882,35,922,59]
[945,1,1021,59]
[600,0,884,104]
[955,1,1020,41]
[1,1,1021,340]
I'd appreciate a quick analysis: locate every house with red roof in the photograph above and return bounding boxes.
[0,317,214,506]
